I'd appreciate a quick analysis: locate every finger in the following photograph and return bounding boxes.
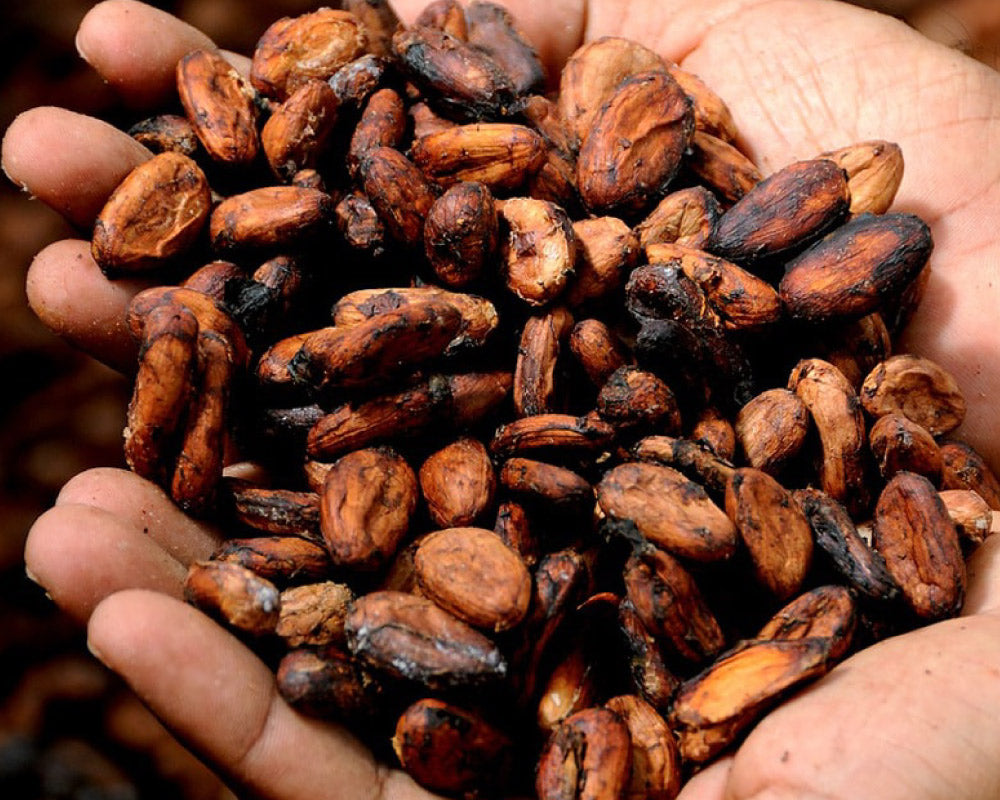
[389,0,586,78]
[2,107,151,230]
[56,467,222,565]
[964,531,1000,616]
[23,504,189,623]
[75,0,218,108]
[87,590,441,800]
[25,239,151,372]
[675,756,732,800]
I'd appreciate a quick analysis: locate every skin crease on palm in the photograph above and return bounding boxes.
[3,0,1000,798]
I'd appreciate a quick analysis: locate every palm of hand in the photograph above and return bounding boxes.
[8,1,1000,798]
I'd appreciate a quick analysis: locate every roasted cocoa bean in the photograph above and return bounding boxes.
[92,152,211,275]
[536,708,632,800]
[275,581,354,647]
[568,319,631,387]
[869,412,942,481]
[755,585,856,661]
[251,9,368,100]
[210,186,335,251]
[514,307,575,416]
[939,440,1000,510]
[414,527,531,631]
[735,388,811,476]
[184,561,281,635]
[624,547,725,662]
[262,80,339,181]
[577,71,694,216]
[708,158,850,265]
[177,49,260,165]
[793,487,900,602]
[277,645,383,720]
[597,462,737,562]
[419,437,497,528]
[558,37,666,150]
[345,590,508,688]
[872,471,966,619]
[780,213,933,323]
[725,468,814,600]
[670,637,835,763]
[347,87,406,180]
[605,695,682,800]
[500,196,578,305]
[423,181,499,288]
[212,536,332,586]
[861,354,966,437]
[320,447,418,571]
[392,698,513,793]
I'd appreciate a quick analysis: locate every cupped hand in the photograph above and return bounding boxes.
[8,1,1000,798]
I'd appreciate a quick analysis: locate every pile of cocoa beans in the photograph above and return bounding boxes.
[89,0,999,797]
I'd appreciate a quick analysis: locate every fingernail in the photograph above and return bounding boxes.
[24,567,54,603]
[74,28,94,67]
[87,637,109,666]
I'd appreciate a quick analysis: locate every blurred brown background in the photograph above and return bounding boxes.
[0,1,996,798]
[0,3,320,798]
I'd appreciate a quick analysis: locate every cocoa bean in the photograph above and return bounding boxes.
[861,354,966,437]
[558,37,667,150]
[361,146,437,248]
[670,637,835,763]
[177,49,260,165]
[414,527,531,631]
[128,113,200,156]
[597,462,737,562]
[251,9,368,100]
[320,447,418,571]
[577,71,694,216]
[872,471,966,619]
[819,140,904,215]
[869,412,943,481]
[275,581,354,647]
[347,87,406,180]
[345,591,508,688]
[725,468,814,600]
[536,707,632,800]
[212,536,332,586]
[755,585,856,661]
[780,212,933,323]
[623,547,725,662]
[261,80,340,180]
[184,561,280,635]
[635,186,721,252]
[392,698,513,793]
[423,181,499,288]
[617,600,680,711]
[392,25,517,120]
[465,1,545,94]
[419,437,496,528]
[210,186,335,251]
[686,131,762,205]
[939,440,1000,510]
[514,307,575,417]
[735,388,811,476]
[793,487,900,602]
[499,196,578,305]
[277,645,383,720]
[604,694,682,800]
[92,152,211,275]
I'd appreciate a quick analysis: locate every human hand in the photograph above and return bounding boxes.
[7,0,1000,798]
